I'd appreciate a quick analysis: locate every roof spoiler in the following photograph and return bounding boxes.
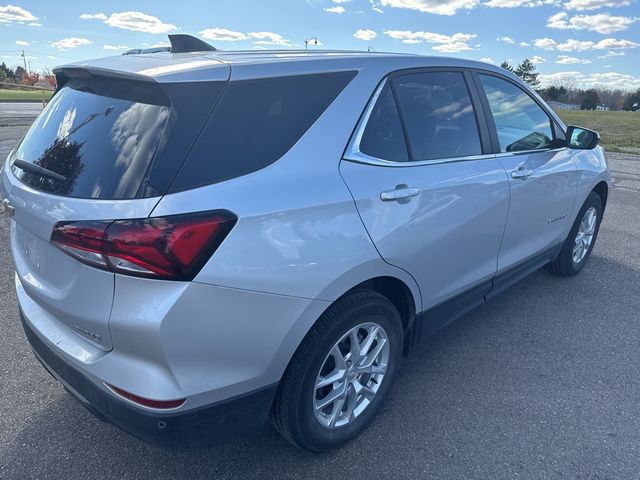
[168,34,216,53]
[52,65,156,92]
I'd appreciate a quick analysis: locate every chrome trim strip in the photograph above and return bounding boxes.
[344,151,497,168]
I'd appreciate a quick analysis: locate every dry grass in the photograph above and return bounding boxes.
[557,110,640,155]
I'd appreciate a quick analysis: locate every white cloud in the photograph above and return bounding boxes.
[520,41,531,47]
[480,57,496,63]
[534,37,558,50]
[80,13,107,20]
[325,6,346,12]
[597,50,625,58]
[50,37,93,50]
[433,42,475,52]
[199,28,247,41]
[0,4,37,23]
[380,0,479,15]
[104,11,176,34]
[197,29,292,45]
[332,0,353,2]
[354,29,377,41]
[531,55,546,63]
[248,31,292,46]
[497,36,515,43]
[104,44,130,51]
[547,12,638,34]
[485,0,558,6]
[28,22,41,27]
[385,30,477,52]
[556,55,592,63]
[562,37,638,50]
[15,40,29,46]
[534,36,638,51]
[564,0,631,10]
[540,70,640,89]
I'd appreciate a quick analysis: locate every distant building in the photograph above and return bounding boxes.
[548,101,580,111]
[595,104,609,111]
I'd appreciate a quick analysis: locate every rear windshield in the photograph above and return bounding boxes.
[11,77,225,199]
[169,71,356,192]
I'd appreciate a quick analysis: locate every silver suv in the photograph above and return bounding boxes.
[0,35,610,452]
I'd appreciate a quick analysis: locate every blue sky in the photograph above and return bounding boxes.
[1,0,639,89]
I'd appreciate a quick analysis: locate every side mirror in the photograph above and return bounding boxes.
[566,125,599,150]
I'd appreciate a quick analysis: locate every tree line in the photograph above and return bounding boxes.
[501,59,639,111]
[0,62,56,88]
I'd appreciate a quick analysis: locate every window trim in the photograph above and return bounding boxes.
[343,67,494,167]
[471,70,565,155]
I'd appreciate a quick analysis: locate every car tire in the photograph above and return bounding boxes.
[549,191,603,277]
[270,290,403,452]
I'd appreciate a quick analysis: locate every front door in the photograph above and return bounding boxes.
[475,73,577,277]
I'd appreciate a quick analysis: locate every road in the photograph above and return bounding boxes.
[1,118,639,479]
[0,102,44,127]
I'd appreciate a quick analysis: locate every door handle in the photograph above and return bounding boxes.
[380,187,420,202]
[511,167,533,180]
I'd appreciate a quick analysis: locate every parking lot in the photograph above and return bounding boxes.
[1,108,639,479]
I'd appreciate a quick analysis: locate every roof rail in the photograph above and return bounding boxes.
[168,34,216,53]
[122,46,171,56]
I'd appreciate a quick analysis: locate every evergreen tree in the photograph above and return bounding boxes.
[514,59,540,89]
[500,61,514,72]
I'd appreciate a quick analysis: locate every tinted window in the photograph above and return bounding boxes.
[359,82,408,162]
[11,78,225,199]
[479,74,553,152]
[392,72,482,161]
[11,78,171,199]
[170,71,356,192]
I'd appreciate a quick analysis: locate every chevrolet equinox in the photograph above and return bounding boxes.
[0,34,610,452]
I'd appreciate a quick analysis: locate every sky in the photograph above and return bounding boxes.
[1,0,639,89]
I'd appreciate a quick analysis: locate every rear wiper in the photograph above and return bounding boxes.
[12,159,67,182]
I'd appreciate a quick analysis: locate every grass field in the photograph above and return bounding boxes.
[0,89,53,102]
[556,110,640,155]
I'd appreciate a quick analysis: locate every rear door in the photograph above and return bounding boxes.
[1,72,226,350]
[474,73,577,289]
[340,69,510,317]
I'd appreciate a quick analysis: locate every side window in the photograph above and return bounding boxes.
[478,74,554,153]
[170,71,356,192]
[359,82,409,162]
[391,72,482,161]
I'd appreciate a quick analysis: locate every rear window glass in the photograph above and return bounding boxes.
[11,78,225,199]
[11,78,172,199]
[169,71,356,192]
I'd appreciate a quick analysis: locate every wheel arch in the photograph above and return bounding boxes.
[266,266,422,387]
[592,180,608,211]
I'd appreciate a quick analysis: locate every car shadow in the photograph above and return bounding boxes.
[2,253,640,480]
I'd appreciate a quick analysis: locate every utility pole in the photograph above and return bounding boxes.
[21,50,28,72]
[304,37,319,50]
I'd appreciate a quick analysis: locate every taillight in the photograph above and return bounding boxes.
[50,210,237,281]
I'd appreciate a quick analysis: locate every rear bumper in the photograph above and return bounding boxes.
[21,312,277,449]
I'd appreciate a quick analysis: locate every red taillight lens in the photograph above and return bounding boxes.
[50,210,237,280]
[106,383,186,410]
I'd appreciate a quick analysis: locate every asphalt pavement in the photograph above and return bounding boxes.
[1,111,639,479]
